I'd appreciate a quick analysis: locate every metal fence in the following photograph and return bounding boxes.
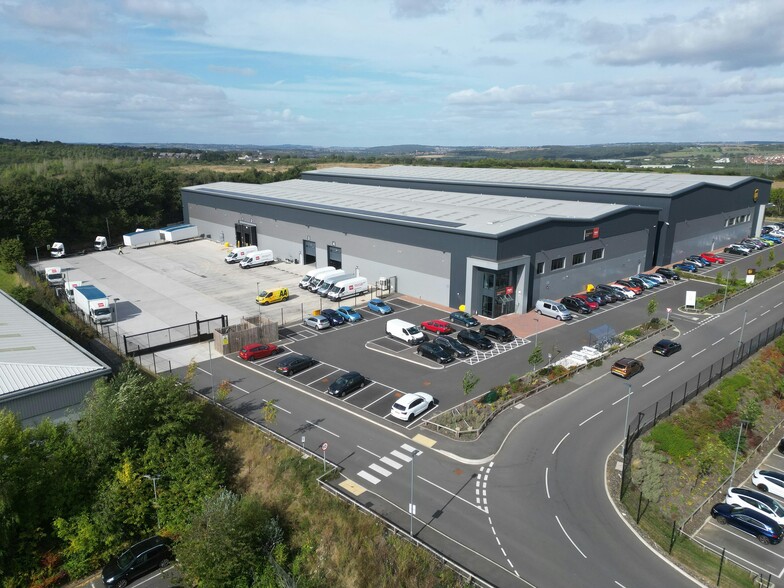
[113,314,228,356]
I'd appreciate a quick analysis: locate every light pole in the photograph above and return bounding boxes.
[737,309,748,354]
[533,317,539,348]
[721,280,729,312]
[105,217,112,246]
[622,383,633,457]
[112,298,120,350]
[730,421,748,486]
[142,474,160,528]
[409,447,416,536]
[207,340,215,401]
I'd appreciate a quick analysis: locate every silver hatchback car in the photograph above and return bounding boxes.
[304,315,331,330]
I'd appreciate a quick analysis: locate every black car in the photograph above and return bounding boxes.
[319,308,345,326]
[560,296,592,314]
[594,285,624,301]
[741,239,764,250]
[327,371,366,397]
[434,335,473,358]
[276,354,316,376]
[654,267,680,280]
[585,291,608,306]
[102,536,173,588]
[479,324,515,343]
[417,341,455,364]
[723,244,749,256]
[457,329,493,350]
[710,503,783,544]
[449,311,480,327]
[652,339,682,357]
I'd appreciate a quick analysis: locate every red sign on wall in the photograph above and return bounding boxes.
[592,227,600,239]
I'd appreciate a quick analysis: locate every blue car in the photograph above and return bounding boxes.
[319,308,345,326]
[367,298,393,315]
[686,255,709,267]
[449,311,479,327]
[762,235,782,244]
[633,274,659,288]
[673,262,698,272]
[710,503,783,544]
[336,306,363,322]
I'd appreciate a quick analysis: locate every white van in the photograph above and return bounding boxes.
[225,245,258,264]
[239,249,274,269]
[386,318,425,345]
[299,266,335,289]
[327,276,369,301]
[310,269,346,293]
[316,271,348,296]
[535,299,573,321]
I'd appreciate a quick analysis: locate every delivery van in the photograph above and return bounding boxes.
[310,269,346,293]
[316,272,348,296]
[327,276,369,301]
[299,266,335,289]
[225,245,258,264]
[256,287,289,305]
[239,249,274,269]
[386,318,425,345]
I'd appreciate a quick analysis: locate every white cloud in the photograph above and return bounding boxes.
[2,0,109,36]
[121,0,207,31]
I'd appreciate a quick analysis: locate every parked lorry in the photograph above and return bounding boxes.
[225,245,258,264]
[94,236,108,251]
[50,242,66,258]
[240,249,275,269]
[309,269,346,293]
[299,266,335,289]
[64,280,83,302]
[327,276,369,301]
[73,284,114,324]
[44,266,64,286]
[161,224,199,243]
[123,229,162,248]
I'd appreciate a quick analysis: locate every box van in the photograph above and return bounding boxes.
[327,276,369,301]
[256,287,289,305]
[239,249,274,269]
[225,245,258,264]
[386,318,425,345]
[535,299,573,321]
[309,269,345,293]
[315,271,348,296]
[299,266,335,289]
[44,266,64,286]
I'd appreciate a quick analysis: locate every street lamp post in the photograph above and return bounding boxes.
[142,474,161,528]
[622,383,633,457]
[737,309,748,355]
[730,422,747,486]
[208,340,215,401]
[533,317,539,348]
[112,298,120,350]
[409,448,416,536]
[721,280,729,312]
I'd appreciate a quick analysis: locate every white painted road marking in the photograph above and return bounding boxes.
[391,449,412,462]
[692,349,705,358]
[552,432,570,455]
[306,420,340,438]
[556,515,587,558]
[642,375,660,387]
[545,467,550,499]
[368,463,391,477]
[579,410,603,427]
[712,337,725,346]
[380,456,402,470]
[357,470,380,484]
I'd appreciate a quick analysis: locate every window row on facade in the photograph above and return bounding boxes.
[535,247,605,275]
[725,214,751,227]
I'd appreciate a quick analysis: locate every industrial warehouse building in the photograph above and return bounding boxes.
[181,166,770,318]
[0,291,112,426]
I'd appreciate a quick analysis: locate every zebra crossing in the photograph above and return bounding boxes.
[356,443,423,485]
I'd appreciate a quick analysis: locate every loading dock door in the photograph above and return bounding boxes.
[327,245,342,270]
[303,240,316,265]
[235,222,257,247]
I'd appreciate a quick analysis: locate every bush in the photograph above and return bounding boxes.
[718,426,747,454]
[648,421,695,460]
[704,375,749,421]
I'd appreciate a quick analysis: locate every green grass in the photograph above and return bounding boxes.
[0,268,21,292]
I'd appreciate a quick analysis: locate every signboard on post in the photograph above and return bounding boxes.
[320,442,328,472]
[685,291,697,309]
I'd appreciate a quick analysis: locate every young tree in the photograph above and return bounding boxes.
[527,345,543,373]
[647,297,658,325]
[462,370,480,397]
[261,399,279,426]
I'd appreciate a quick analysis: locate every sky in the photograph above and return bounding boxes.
[1,0,783,147]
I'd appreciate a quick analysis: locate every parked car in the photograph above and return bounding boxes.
[686,255,709,267]
[391,392,435,421]
[741,239,764,250]
[102,536,173,588]
[587,290,613,305]
[700,252,725,264]
[747,238,770,248]
[416,341,455,364]
[593,286,623,302]
[304,315,331,330]
[434,335,473,358]
[626,276,652,290]
[420,319,454,335]
[673,262,698,272]
[457,329,493,350]
[725,487,784,526]
[652,339,682,357]
[561,296,593,314]
[276,354,316,376]
[610,358,644,379]
[654,267,680,280]
[632,274,660,288]
[753,470,784,499]
[762,236,781,246]
[449,311,479,327]
[367,298,393,314]
[608,283,637,298]
[571,293,599,309]
[582,292,607,306]
[239,343,280,361]
[614,280,643,294]
[710,503,783,544]
[479,323,515,342]
[320,308,346,326]
[636,273,665,285]
[327,371,367,397]
[336,306,363,322]
[723,244,750,256]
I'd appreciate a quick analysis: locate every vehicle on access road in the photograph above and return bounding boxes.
[652,339,682,357]
[610,358,644,379]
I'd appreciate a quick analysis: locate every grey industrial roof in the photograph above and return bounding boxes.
[0,291,110,397]
[185,179,633,236]
[304,165,753,196]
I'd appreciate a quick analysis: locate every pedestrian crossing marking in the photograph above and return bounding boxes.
[369,463,392,477]
[380,456,403,470]
[391,450,412,462]
[357,470,381,485]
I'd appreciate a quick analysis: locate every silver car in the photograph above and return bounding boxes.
[304,315,331,330]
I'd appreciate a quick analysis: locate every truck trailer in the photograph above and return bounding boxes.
[123,229,162,249]
[161,224,199,243]
[73,284,114,324]
[64,280,83,302]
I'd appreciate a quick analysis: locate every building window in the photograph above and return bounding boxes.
[536,261,545,275]
[572,252,586,265]
[483,273,495,289]
[551,257,565,271]
[591,248,604,260]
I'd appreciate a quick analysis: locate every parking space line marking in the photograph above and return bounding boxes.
[712,337,725,346]
[362,389,399,409]
[691,349,705,358]
[357,445,381,459]
[579,410,603,427]
[391,450,412,462]
[699,527,784,567]
[380,456,402,470]
[552,433,569,455]
[357,470,380,485]
[369,463,392,477]
[306,420,340,438]
[668,361,685,372]
[642,376,660,387]
[762,464,784,475]
[706,520,784,559]
[555,515,587,558]
[309,368,341,385]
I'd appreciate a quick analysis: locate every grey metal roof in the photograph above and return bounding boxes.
[185,179,631,236]
[0,291,110,397]
[304,165,752,196]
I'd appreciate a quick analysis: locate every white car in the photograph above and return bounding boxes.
[303,315,331,330]
[726,487,784,525]
[609,284,636,298]
[391,392,435,421]
[752,470,784,499]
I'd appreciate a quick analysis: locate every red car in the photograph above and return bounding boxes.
[572,294,599,310]
[615,280,643,295]
[420,319,453,335]
[239,343,280,361]
[700,252,725,264]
